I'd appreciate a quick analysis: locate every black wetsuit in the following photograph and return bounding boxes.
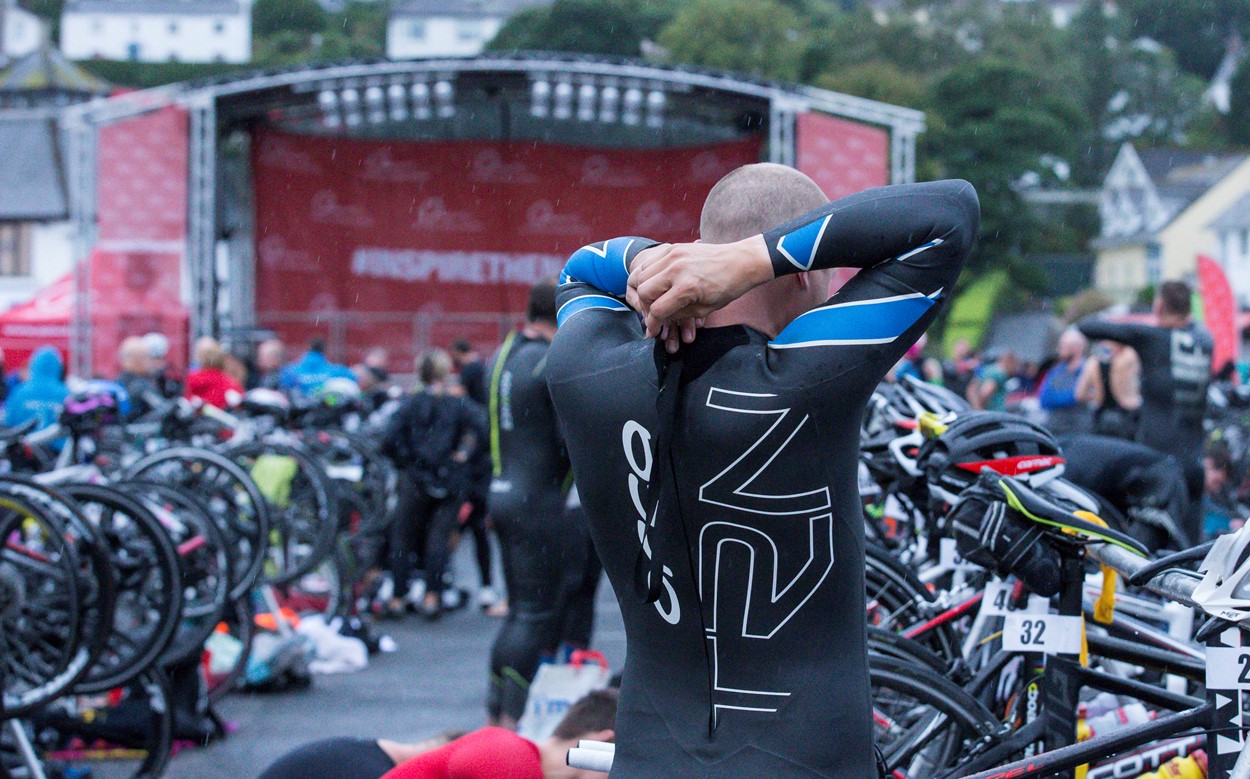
[1076,318,1212,497]
[1059,434,1193,549]
[546,180,979,777]
[486,330,582,721]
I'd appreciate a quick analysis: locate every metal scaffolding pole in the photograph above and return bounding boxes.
[187,96,218,342]
[64,117,97,379]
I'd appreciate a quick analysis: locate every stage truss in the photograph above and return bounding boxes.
[59,53,925,377]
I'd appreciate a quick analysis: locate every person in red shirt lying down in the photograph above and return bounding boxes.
[258,690,616,779]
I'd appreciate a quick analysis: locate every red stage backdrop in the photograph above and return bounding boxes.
[796,112,891,293]
[252,127,763,366]
[92,106,190,376]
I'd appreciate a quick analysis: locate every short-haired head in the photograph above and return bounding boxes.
[309,337,327,354]
[527,279,558,324]
[700,163,828,245]
[551,689,618,741]
[418,348,452,385]
[1156,281,1192,318]
[118,336,150,373]
[195,338,227,371]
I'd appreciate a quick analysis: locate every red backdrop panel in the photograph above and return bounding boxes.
[252,128,763,363]
[795,111,890,293]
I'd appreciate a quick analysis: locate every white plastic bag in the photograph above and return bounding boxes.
[517,650,611,742]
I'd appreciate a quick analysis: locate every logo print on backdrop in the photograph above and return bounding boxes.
[258,235,314,272]
[361,148,433,184]
[308,292,339,313]
[631,201,697,236]
[257,136,323,174]
[413,197,484,233]
[579,155,646,187]
[470,148,538,184]
[122,253,158,291]
[523,200,589,235]
[689,151,730,183]
[309,190,374,228]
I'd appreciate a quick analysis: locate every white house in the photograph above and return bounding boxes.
[61,0,252,64]
[0,115,75,312]
[1,0,45,62]
[387,0,550,60]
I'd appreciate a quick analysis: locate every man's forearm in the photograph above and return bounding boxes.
[761,180,979,277]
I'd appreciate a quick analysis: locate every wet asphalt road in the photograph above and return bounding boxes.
[166,547,625,779]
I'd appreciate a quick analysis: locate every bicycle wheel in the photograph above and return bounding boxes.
[865,543,960,662]
[121,480,232,668]
[124,447,271,600]
[31,665,174,779]
[205,595,254,704]
[62,483,183,694]
[225,441,337,586]
[300,429,399,536]
[0,489,86,717]
[270,550,348,621]
[870,656,1000,778]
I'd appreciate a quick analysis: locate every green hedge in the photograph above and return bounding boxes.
[76,59,251,89]
[942,270,1008,355]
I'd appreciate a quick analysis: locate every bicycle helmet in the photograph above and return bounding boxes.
[315,377,361,406]
[917,411,1065,508]
[236,388,291,419]
[898,375,971,417]
[1193,523,1250,624]
[60,387,122,434]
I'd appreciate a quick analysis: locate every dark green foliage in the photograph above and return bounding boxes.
[76,59,250,88]
[488,0,679,57]
[252,0,327,38]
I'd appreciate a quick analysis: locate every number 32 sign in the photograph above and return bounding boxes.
[1002,614,1083,655]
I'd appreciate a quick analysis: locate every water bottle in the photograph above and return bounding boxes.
[1082,691,1123,718]
[1133,750,1206,779]
[1083,703,1152,739]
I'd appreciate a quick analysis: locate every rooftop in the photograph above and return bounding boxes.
[0,116,67,221]
[1138,148,1246,221]
[389,0,550,19]
[62,0,246,16]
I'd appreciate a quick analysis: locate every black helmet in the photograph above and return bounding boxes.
[917,411,1064,507]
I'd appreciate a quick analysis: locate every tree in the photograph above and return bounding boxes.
[487,0,679,57]
[253,0,327,38]
[1226,59,1250,145]
[657,0,807,81]
[1118,0,1250,80]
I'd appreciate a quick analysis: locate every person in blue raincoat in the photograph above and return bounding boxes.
[5,346,69,431]
[279,338,356,399]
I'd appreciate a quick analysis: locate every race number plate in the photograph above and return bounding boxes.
[1002,614,1082,655]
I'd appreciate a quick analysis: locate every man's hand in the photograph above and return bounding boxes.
[626,236,773,337]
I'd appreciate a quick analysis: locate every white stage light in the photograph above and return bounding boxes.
[364,85,385,124]
[530,79,550,118]
[434,80,455,118]
[622,87,642,125]
[317,89,340,127]
[411,82,431,120]
[577,83,596,122]
[646,89,666,128]
[387,83,407,122]
[340,87,362,126]
[553,81,573,120]
[598,85,619,123]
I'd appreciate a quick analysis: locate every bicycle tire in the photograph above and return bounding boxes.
[865,543,959,662]
[124,447,271,600]
[870,655,1000,778]
[62,483,183,695]
[121,480,232,668]
[0,489,87,718]
[224,441,338,586]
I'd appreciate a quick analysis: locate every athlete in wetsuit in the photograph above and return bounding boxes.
[546,168,979,777]
[1059,434,1193,551]
[1077,281,1213,530]
[487,281,585,726]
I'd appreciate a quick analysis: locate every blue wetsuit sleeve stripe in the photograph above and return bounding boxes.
[560,236,659,296]
[762,180,979,279]
[769,292,938,348]
[556,294,631,327]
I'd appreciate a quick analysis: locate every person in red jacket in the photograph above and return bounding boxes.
[258,690,616,779]
[184,338,243,409]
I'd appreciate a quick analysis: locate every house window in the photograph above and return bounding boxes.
[91,17,103,33]
[1146,242,1162,286]
[214,20,225,34]
[168,20,178,34]
[1241,228,1248,256]
[0,225,31,277]
[407,20,426,39]
[457,20,480,42]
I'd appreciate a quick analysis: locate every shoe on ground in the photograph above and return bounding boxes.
[477,587,500,610]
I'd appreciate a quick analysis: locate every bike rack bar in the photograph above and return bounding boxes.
[1087,543,1201,609]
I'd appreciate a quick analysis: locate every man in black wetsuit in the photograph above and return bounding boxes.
[487,281,587,727]
[1059,434,1193,551]
[546,165,979,777]
[1077,281,1213,531]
